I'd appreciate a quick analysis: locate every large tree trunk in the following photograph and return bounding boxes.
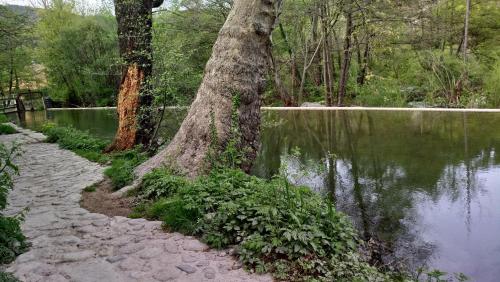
[136,0,282,178]
[107,0,164,152]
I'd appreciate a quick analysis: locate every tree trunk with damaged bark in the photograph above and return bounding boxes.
[136,0,282,178]
[107,0,164,152]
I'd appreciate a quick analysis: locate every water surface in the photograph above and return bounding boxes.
[9,109,500,281]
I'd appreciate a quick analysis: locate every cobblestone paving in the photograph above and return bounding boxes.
[1,126,271,282]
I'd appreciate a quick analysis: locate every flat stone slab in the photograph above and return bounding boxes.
[2,125,272,282]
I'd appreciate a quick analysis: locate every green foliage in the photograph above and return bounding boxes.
[0,271,20,282]
[0,144,18,210]
[36,0,119,106]
[354,77,407,107]
[41,123,109,163]
[140,169,188,200]
[0,143,28,266]
[0,215,27,264]
[83,185,96,192]
[136,168,388,281]
[0,5,35,97]
[104,148,147,190]
[484,57,500,107]
[0,114,8,123]
[151,4,224,106]
[0,124,17,135]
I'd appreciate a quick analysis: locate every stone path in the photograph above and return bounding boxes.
[1,126,271,282]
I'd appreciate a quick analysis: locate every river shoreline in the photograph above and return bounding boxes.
[45,106,500,113]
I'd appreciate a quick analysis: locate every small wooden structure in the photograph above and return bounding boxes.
[0,90,46,114]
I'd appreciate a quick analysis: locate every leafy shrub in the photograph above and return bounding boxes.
[41,123,108,163]
[104,148,147,190]
[0,124,16,135]
[0,216,27,264]
[137,168,388,281]
[0,144,28,266]
[354,77,408,107]
[0,271,20,282]
[140,169,188,200]
[484,58,500,107]
[0,114,9,123]
[104,159,135,190]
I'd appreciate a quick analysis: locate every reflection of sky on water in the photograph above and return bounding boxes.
[284,152,500,281]
[418,166,500,282]
[257,110,500,281]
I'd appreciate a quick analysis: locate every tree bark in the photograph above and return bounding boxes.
[107,0,164,152]
[463,0,471,64]
[338,8,353,106]
[136,0,282,178]
[321,1,334,106]
[356,34,370,86]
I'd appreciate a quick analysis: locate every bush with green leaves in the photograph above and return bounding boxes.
[137,168,388,281]
[0,115,16,135]
[139,168,188,200]
[0,271,20,282]
[0,143,28,267]
[41,123,108,163]
[104,148,147,190]
[0,124,16,135]
[0,114,8,123]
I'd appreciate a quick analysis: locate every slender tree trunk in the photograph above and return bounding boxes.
[311,8,322,86]
[321,1,333,106]
[338,8,353,106]
[107,0,164,152]
[279,22,303,93]
[357,35,370,86]
[270,53,293,106]
[8,48,14,99]
[463,0,471,64]
[15,70,25,113]
[136,0,282,178]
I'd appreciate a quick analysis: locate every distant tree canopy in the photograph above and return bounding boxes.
[36,0,120,106]
[0,5,35,97]
[1,0,499,108]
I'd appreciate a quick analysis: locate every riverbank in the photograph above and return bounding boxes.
[45,106,500,112]
[36,124,394,281]
[1,125,271,282]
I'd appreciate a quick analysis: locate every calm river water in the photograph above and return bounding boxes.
[9,109,500,281]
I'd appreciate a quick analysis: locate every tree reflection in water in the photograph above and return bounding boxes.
[254,110,500,280]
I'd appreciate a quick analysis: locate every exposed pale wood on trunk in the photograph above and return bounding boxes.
[107,0,164,152]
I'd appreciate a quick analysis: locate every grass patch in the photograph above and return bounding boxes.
[136,168,389,281]
[83,185,96,193]
[0,124,17,135]
[42,123,109,163]
[104,149,148,190]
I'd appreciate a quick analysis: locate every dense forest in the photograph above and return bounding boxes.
[1,0,499,109]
